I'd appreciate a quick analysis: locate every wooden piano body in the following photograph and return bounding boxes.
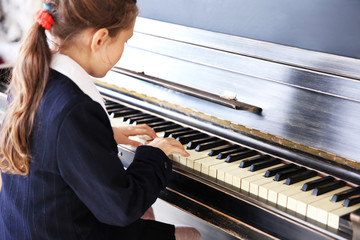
[95,1,360,239]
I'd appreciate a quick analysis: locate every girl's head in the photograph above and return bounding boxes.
[49,0,138,77]
[0,0,138,175]
[49,0,137,43]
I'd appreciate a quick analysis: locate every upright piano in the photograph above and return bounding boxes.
[2,1,360,239]
[95,1,360,239]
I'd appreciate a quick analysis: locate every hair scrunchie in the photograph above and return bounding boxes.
[35,9,53,30]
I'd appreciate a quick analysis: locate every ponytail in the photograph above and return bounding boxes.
[0,0,138,175]
[0,23,51,175]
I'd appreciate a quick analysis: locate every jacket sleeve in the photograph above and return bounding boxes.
[56,98,172,226]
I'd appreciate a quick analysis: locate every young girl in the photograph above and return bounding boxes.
[0,0,201,239]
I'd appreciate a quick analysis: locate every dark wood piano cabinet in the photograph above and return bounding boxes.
[95,10,360,239]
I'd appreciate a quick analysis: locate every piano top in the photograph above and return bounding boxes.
[99,17,360,171]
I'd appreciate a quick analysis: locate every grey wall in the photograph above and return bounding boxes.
[137,0,360,59]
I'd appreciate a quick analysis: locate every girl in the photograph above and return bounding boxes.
[0,0,201,239]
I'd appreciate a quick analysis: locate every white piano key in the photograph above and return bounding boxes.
[194,158,222,174]
[215,161,246,180]
[241,164,282,193]
[227,165,282,191]
[111,117,129,126]
[294,187,349,217]
[249,177,273,196]
[277,177,319,208]
[208,161,235,179]
[173,148,208,166]
[258,180,286,202]
[268,181,294,204]
[224,167,250,188]
[192,147,237,174]
[306,187,351,224]
[328,204,360,229]
[190,146,229,168]
[266,176,319,205]
[215,161,244,182]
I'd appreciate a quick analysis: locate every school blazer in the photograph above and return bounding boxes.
[0,70,172,239]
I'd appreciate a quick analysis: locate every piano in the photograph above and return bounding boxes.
[1,1,360,239]
[94,1,360,239]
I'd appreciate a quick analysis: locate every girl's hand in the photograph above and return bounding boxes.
[147,137,190,157]
[141,206,155,220]
[112,124,157,147]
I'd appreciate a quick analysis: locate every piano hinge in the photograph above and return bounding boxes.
[111,67,263,114]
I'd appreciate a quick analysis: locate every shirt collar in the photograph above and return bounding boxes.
[50,53,107,114]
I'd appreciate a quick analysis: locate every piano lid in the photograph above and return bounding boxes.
[97,16,360,171]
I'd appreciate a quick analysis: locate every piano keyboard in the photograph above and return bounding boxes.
[106,99,360,233]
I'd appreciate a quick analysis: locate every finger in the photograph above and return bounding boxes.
[129,124,157,138]
[121,138,142,147]
[167,138,190,157]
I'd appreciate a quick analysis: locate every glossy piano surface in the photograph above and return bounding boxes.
[106,99,360,240]
[94,12,360,239]
[99,17,360,176]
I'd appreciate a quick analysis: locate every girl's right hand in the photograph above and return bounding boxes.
[147,137,190,157]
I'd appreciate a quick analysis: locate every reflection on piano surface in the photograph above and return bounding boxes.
[105,98,360,240]
[93,14,360,239]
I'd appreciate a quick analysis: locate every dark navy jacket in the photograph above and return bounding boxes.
[0,70,172,239]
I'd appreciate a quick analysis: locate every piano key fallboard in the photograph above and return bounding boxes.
[105,99,360,240]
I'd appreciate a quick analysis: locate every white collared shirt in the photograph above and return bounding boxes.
[50,53,108,115]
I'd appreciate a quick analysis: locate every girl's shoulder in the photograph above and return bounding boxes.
[44,69,94,108]
[38,69,97,123]
[46,69,87,100]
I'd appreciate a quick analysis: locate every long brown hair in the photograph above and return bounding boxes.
[0,0,138,175]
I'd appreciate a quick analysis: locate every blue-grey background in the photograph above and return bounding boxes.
[137,0,360,59]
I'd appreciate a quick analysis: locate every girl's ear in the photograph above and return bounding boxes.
[90,28,109,53]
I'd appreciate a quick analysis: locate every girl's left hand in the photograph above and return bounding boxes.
[112,124,158,147]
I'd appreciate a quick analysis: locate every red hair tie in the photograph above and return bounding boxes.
[35,9,54,30]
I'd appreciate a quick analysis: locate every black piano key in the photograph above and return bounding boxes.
[274,167,306,182]
[153,123,182,132]
[208,145,240,157]
[105,103,118,107]
[264,163,295,178]
[107,106,127,112]
[176,133,208,145]
[126,113,153,120]
[105,101,118,107]
[301,176,334,191]
[105,102,123,108]
[284,170,318,185]
[239,155,271,168]
[133,117,163,125]
[195,140,227,152]
[249,158,281,172]
[105,100,116,104]
[216,148,246,159]
[312,180,347,196]
[331,187,360,203]
[169,129,198,138]
[162,128,192,137]
[117,112,145,121]
[225,150,257,163]
[113,109,140,118]
[126,114,152,124]
[187,137,218,150]
[343,195,360,207]
[113,111,140,118]
[148,121,168,128]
